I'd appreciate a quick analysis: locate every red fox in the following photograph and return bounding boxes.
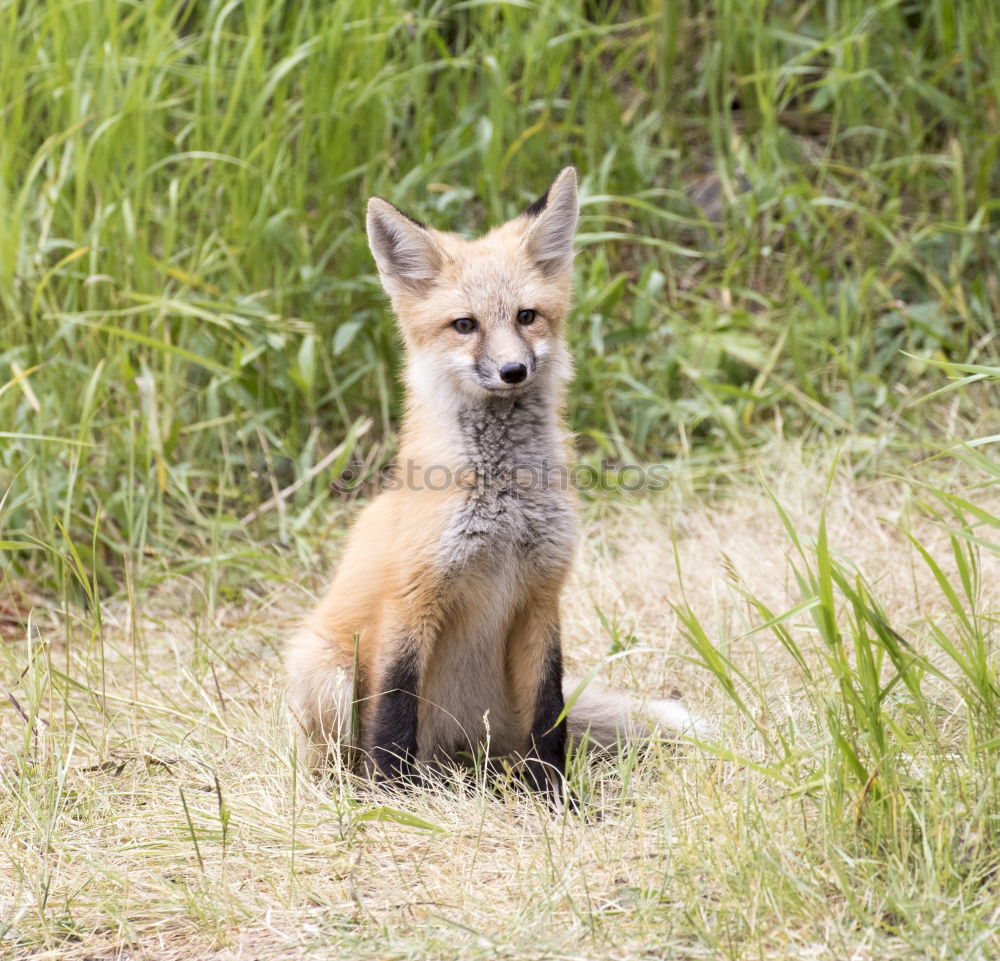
[285,168,703,800]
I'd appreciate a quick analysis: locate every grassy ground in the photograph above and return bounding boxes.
[2,0,1000,958]
[3,445,1000,959]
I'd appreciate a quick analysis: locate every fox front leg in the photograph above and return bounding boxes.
[524,634,569,804]
[365,644,421,786]
[508,605,570,805]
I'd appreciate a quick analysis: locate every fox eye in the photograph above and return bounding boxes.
[452,317,477,334]
[516,309,536,326]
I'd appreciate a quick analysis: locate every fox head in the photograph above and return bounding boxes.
[366,168,578,402]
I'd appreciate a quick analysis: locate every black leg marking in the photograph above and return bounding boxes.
[524,634,568,803]
[366,647,420,786]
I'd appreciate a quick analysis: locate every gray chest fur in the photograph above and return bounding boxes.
[436,393,578,580]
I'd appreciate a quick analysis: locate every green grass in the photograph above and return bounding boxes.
[1,0,999,590]
[1,0,1000,958]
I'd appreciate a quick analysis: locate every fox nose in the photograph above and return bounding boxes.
[499,362,528,384]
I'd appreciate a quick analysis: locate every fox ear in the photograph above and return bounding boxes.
[521,167,578,276]
[367,198,443,295]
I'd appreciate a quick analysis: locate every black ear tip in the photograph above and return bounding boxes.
[523,188,550,218]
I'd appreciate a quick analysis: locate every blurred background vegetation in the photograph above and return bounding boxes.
[1,0,998,598]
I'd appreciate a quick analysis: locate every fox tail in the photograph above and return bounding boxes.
[563,679,711,751]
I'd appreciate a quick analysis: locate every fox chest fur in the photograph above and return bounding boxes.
[417,394,578,759]
[437,394,577,576]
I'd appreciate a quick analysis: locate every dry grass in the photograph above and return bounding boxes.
[570,445,999,697]
[3,444,999,960]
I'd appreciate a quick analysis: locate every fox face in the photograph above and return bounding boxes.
[366,168,578,400]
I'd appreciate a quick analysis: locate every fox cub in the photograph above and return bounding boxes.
[285,168,701,800]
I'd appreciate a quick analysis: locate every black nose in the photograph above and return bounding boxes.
[499,362,528,384]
